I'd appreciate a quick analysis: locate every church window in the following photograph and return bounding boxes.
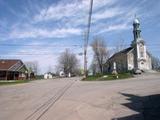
[140,52,144,57]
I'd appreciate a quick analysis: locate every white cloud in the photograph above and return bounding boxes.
[92,8,122,22]
[10,27,82,39]
[106,23,131,32]
[33,0,118,25]
[7,0,138,40]
[33,1,85,22]
[96,23,131,35]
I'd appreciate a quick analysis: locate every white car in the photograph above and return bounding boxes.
[59,71,65,77]
[134,69,142,74]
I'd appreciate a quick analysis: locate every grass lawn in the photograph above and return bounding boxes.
[83,73,133,81]
[0,80,29,86]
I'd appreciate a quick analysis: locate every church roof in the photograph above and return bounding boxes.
[108,47,133,61]
[117,47,133,54]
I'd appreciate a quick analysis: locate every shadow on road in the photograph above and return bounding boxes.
[112,93,160,120]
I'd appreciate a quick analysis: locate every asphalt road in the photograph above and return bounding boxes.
[0,74,160,120]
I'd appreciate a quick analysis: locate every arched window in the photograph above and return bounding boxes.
[140,52,144,57]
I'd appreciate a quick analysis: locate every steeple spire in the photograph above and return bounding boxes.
[133,16,141,41]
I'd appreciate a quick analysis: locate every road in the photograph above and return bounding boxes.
[0,74,160,120]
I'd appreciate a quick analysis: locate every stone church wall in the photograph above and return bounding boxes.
[127,51,134,70]
[105,53,128,73]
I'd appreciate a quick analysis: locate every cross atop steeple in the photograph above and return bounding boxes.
[134,14,137,19]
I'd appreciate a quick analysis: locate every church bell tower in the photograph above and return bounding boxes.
[133,18,141,40]
[132,17,147,71]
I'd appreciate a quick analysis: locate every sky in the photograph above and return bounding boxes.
[0,0,160,74]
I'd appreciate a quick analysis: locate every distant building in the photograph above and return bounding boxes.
[44,72,54,79]
[105,18,152,73]
[0,59,28,80]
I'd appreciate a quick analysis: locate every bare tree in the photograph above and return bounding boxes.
[151,55,160,71]
[25,61,39,75]
[58,49,79,75]
[91,37,109,74]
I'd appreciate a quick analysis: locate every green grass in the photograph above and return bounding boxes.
[83,73,133,81]
[0,80,29,86]
[84,75,100,81]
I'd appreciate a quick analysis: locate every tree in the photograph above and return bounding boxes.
[57,49,79,75]
[151,55,160,71]
[25,61,39,75]
[91,37,109,74]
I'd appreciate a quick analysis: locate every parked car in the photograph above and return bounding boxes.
[134,69,142,74]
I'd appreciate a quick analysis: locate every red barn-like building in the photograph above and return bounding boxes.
[0,59,28,80]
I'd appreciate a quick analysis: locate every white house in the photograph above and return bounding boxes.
[44,72,53,79]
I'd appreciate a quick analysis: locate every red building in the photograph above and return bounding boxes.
[0,59,28,80]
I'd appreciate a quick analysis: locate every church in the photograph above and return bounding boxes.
[105,18,152,73]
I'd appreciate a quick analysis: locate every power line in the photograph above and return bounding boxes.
[0,49,160,56]
[0,43,159,47]
[0,44,83,47]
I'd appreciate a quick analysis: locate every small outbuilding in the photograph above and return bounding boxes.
[0,59,28,80]
[44,72,54,79]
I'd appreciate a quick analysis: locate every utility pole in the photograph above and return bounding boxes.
[84,0,93,78]
[84,32,87,78]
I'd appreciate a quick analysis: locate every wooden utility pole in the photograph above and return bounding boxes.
[84,32,87,78]
[84,0,93,78]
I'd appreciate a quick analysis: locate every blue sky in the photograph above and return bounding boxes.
[0,0,160,74]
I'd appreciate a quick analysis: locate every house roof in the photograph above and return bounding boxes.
[44,72,53,75]
[0,59,27,71]
[109,47,133,60]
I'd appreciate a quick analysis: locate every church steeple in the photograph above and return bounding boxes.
[131,16,148,72]
[133,17,141,41]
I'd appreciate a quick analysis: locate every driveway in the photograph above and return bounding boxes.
[0,74,160,120]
